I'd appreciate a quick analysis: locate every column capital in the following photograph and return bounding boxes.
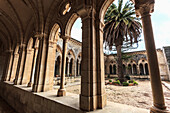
[132,0,155,17]
[34,32,48,39]
[61,35,70,42]
[27,49,34,54]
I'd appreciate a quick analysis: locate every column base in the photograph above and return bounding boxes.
[97,94,107,109]
[57,88,66,97]
[14,79,21,85]
[80,94,97,111]
[32,84,43,92]
[150,106,170,113]
[27,82,32,87]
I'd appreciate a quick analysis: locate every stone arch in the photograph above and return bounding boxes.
[27,37,34,50]
[77,52,82,59]
[65,13,79,36]
[49,23,61,41]
[56,45,62,54]
[67,49,75,59]
[99,0,115,24]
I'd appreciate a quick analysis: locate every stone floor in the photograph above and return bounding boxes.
[0,97,17,113]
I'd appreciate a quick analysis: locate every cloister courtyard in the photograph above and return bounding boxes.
[61,77,170,110]
[0,0,170,113]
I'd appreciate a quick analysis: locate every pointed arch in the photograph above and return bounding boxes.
[65,13,79,36]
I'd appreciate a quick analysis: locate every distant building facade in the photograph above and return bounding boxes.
[54,38,170,81]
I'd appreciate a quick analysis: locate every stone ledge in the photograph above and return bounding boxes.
[0,81,149,113]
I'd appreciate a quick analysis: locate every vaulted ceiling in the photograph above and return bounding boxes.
[0,0,114,53]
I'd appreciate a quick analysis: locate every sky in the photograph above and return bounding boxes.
[71,0,170,52]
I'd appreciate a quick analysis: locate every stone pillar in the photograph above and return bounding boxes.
[14,44,26,85]
[131,65,134,75]
[134,0,169,112]
[57,36,70,96]
[96,19,107,109]
[78,62,80,76]
[32,33,56,92]
[28,47,38,87]
[1,50,13,81]
[58,58,62,76]
[21,49,34,85]
[143,64,146,75]
[79,8,106,111]
[73,60,76,77]
[67,61,70,76]
[10,53,19,82]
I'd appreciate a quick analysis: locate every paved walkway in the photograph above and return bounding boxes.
[0,97,17,113]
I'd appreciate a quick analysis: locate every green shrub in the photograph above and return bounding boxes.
[109,79,112,82]
[113,80,121,85]
[117,80,121,84]
[128,80,135,83]
[122,82,129,86]
[133,81,138,85]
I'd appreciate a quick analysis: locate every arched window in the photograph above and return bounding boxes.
[139,64,144,75]
[145,63,149,75]
[133,64,137,75]
[113,65,116,74]
[123,64,126,75]
[128,64,132,75]
[109,65,112,74]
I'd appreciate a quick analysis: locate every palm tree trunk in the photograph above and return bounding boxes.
[116,45,124,83]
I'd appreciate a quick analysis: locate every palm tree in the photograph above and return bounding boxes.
[103,0,142,82]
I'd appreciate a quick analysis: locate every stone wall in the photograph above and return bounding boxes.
[163,46,170,80]
[104,49,170,81]
[0,55,5,80]
[0,82,84,113]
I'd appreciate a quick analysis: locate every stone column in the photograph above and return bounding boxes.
[33,33,56,92]
[28,47,38,87]
[96,19,107,109]
[57,36,70,96]
[77,62,80,76]
[73,60,76,77]
[143,64,146,75]
[14,44,26,85]
[131,65,134,75]
[10,53,19,82]
[1,50,13,81]
[58,58,62,76]
[67,61,70,76]
[134,0,169,112]
[21,49,34,85]
[79,8,106,111]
